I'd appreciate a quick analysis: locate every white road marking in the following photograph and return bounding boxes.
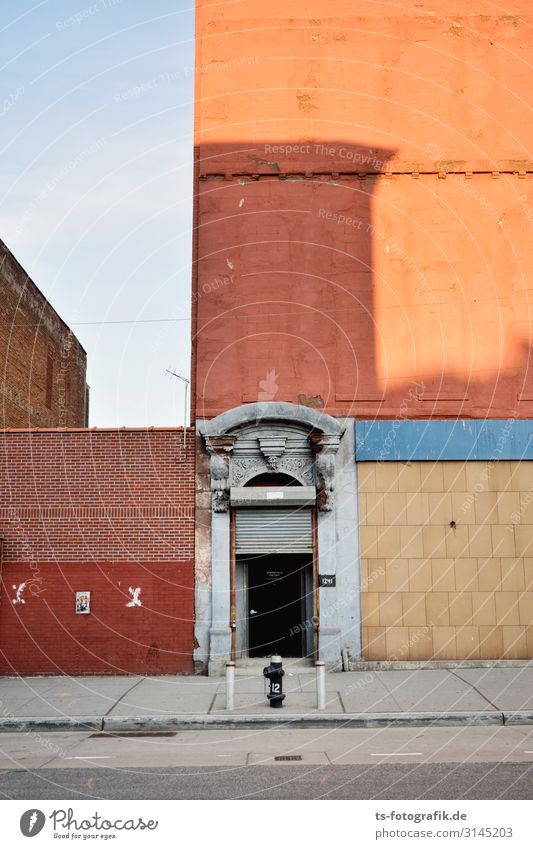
[64,756,113,760]
[371,752,423,757]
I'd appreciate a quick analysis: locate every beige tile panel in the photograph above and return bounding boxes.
[378,592,403,627]
[361,592,380,627]
[446,524,470,558]
[432,627,457,660]
[383,492,408,526]
[473,491,498,524]
[497,491,521,525]
[495,592,520,626]
[510,461,533,492]
[399,525,424,558]
[427,492,452,524]
[365,492,385,525]
[491,525,517,557]
[401,592,426,626]
[374,462,399,493]
[477,558,501,591]
[454,558,478,591]
[364,559,387,592]
[419,464,444,492]
[502,626,528,659]
[385,626,410,660]
[455,626,481,659]
[501,558,525,591]
[361,624,532,661]
[468,525,493,557]
[408,626,433,660]
[452,492,477,525]
[426,592,450,627]
[478,626,504,660]
[376,525,401,558]
[525,559,533,590]
[406,492,429,525]
[408,558,433,592]
[397,462,421,492]
[443,462,468,492]
[465,464,490,494]
[489,461,512,492]
[385,558,410,592]
[471,591,497,626]
[514,526,533,557]
[360,525,378,558]
[518,592,533,626]
[432,559,455,592]
[357,464,376,493]
[448,592,473,626]
[423,525,448,558]
[527,627,533,657]
[365,626,387,660]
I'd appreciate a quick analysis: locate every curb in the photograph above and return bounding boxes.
[0,711,507,733]
[0,717,102,733]
[502,711,533,725]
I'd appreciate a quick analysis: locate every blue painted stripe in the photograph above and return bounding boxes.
[355,419,533,461]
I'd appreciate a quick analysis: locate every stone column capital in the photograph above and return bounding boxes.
[309,433,342,511]
[206,436,235,513]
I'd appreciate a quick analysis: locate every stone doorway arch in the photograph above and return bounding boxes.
[196,402,360,675]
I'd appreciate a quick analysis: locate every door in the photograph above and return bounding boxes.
[247,555,306,657]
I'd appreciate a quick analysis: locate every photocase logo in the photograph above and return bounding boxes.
[20,809,46,837]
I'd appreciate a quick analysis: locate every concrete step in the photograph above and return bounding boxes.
[234,658,314,676]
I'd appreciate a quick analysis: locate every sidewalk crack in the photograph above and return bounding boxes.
[449,669,500,710]
[104,676,146,717]
[375,673,403,711]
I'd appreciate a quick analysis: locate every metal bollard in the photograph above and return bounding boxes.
[225,661,235,710]
[316,660,326,710]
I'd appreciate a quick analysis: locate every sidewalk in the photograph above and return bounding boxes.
[1,667,533,731]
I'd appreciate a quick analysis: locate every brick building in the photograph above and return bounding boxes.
[0,238,88,428]
[193,1,533,671]
[0,429,194,675]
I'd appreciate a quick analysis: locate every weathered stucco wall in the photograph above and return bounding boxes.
[193,2,533,420]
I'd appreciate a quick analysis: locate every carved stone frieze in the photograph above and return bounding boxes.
[309,433,342,512]
[206,436,235,513]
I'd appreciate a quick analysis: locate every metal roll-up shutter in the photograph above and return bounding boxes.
[235,508,313,554]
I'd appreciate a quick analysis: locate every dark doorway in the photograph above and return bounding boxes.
[247,554,312,658]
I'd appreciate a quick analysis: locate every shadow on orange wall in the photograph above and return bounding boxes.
[192,141,533,422]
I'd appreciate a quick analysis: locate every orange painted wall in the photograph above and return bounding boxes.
[193,1,533,419]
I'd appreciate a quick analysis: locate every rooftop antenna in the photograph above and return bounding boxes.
[166,369,190,451]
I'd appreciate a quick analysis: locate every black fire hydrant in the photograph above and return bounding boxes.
[263,654,285,708]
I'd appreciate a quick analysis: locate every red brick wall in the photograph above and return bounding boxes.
[0,239,87,428]
[0,429,195,675]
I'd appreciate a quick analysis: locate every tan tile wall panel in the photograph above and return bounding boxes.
[358,461,533,660]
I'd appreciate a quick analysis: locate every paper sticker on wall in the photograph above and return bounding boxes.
[126,587,142,607]
[12,582,26,605]
[75,591,91,614]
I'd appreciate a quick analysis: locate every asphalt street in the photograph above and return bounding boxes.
[0,726,531,799]
[0,762,532,800]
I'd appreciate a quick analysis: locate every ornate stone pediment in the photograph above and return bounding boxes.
[201,402,345,512]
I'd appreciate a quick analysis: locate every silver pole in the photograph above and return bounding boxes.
[316,660,326,710]
[226,662,235,711]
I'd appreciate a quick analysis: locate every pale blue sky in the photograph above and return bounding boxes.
[1,0,195,426]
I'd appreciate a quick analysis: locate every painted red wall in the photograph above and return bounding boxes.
[0,429,195,675]
[193,1,533,420]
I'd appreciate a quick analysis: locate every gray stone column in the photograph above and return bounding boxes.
[310,433,342,668]
[206,436,234,676]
